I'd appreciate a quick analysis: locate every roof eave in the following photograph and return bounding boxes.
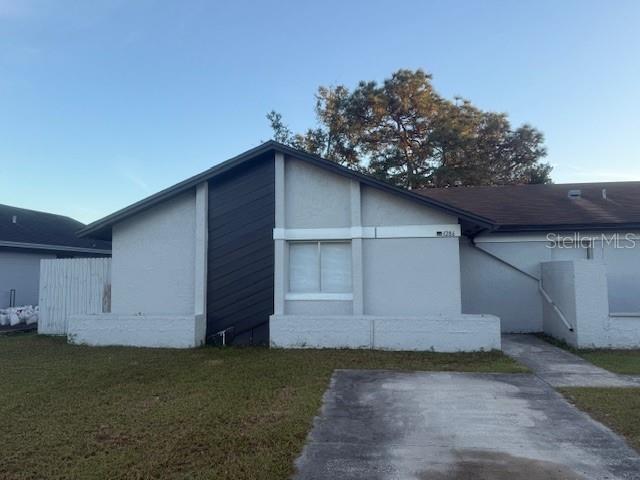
[493,223,640,233]
[78,141,494,239]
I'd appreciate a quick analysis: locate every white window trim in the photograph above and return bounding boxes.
[288,240,352,300]
[274,224,460,240]
[285,292,353,301]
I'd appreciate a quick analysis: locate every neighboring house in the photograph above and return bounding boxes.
[69,141,640,350]
[0,204,112,308]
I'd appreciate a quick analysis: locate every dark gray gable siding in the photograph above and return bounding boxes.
[206,152,275,345]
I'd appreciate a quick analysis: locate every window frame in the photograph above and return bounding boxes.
[286,240,353,301]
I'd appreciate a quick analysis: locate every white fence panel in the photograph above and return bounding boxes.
[38,258,111,335]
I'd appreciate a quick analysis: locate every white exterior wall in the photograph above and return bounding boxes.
[69,313,205,348]
[541,259,640,348]
[461,234,589,333]
[270,314,501,352]
[592,238,640,312]
[272,155,499,351]
[111,191,196,315]
[363,238,461,316]
[0,250,55,308]
[281,158,463,318]
[70,184,209,348]
[461,232,640,333]
[540,261,579,346]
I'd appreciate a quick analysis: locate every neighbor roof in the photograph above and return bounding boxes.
[78,141,493,240]
[418,182,640,232]
[0,204,111,253]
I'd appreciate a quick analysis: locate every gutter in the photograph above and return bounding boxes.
[0,240,111,255]
[469,234,574,332]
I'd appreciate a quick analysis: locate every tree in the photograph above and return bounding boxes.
[268,69,551,189]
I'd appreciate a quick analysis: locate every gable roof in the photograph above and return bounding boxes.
[78,141,493,240]
[418,182,640,232]
[0,203,111,253]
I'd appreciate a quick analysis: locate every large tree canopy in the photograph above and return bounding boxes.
[268,69,551,189]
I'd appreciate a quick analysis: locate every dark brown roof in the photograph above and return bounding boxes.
[0,203,111,252]
[418,182,640,232]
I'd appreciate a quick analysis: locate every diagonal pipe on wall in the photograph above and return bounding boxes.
[469,238,574,332]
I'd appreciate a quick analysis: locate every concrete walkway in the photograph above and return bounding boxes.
[294,370,640,479]
[502,334,640,387]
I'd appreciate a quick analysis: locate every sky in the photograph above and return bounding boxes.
[1,0,639,224]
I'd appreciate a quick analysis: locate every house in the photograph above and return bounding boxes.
[0,204,111,308]
[69,141,640,351]
[419,183,640,334]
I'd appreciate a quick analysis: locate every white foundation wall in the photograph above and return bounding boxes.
[270,314,501,352]
[111,191,196,315]
[68,314,205,348]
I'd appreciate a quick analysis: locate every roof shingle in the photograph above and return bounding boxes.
[418,182,640,231]
[0,204,111,251]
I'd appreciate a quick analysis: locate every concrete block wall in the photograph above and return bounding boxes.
[541,259,640,348]
[69,314,205,348]
[270,314,501,352]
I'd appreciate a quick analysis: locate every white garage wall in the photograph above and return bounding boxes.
[111,190,196,315]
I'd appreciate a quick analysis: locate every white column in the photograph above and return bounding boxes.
[350,180,364,315]
[274,153,286,315]
[194,182,208,317]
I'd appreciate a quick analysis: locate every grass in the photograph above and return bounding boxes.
[560,387,640,452]
[578,351,640,375]
[0,333,525,480]
[536,334,640,375]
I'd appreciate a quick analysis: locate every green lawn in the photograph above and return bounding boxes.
[0,334,525,480]
[560,388,640,452]
[537,334,640,374]
[578,350,640,375]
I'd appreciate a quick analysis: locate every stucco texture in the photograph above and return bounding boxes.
[111,191,196,316]
[363,238,461,316]
[461,233,640,333]
[282,156,464,319]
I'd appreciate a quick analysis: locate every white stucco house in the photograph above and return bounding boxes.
[69,141,640,351]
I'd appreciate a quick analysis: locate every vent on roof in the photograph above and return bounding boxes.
[11,215,17,224]
[602,188,607,200]
[568,189,582,199]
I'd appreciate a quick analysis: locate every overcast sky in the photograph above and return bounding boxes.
[1,0,639,223]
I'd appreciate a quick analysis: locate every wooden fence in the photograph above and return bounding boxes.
[38,257,111,335]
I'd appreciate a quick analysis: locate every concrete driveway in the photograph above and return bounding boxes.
[294,370,640,479]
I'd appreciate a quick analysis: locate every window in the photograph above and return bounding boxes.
[288,241,352,297]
